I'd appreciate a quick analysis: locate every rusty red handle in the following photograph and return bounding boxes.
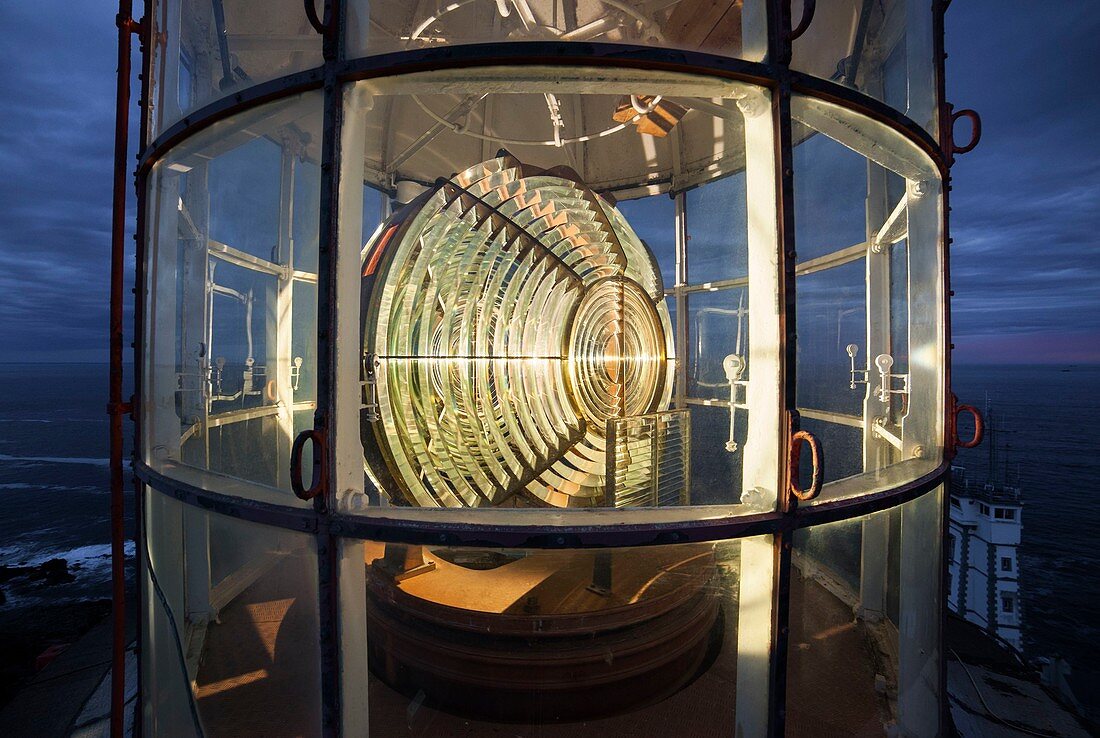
[789,429,824,502]
[291,429,327,500]
[954,403,984,449]
[788,0,817,41]
[950,108,982,155]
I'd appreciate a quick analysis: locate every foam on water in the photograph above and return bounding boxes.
[0,483,102,492]
[0,454,112,467]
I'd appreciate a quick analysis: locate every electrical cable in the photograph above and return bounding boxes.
[949,648,1060,738]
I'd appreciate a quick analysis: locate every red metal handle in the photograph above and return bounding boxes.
[949,108,982,155]
[954,403,984,449]
[788,0,817,41]
[291,429,327,500]
[788,429,823,503]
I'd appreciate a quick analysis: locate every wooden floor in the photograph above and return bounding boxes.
[192,551,891,737]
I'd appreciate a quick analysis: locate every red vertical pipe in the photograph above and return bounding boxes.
[109,2,135,736]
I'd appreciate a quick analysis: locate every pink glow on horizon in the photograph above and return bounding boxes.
[953,329,1100,365]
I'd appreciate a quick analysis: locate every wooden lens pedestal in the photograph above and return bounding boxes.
[365,543,721,722]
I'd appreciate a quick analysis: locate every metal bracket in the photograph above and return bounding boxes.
[290,356,304,391]
[105,400,134,416]
[723,353,747,452]
[116,13,146,36]
[212,356,224,396]
[847,346,908,404]
[872,353,909,404]
[847,344,870,389]
[871,417,903,451]
[362,353,380,422]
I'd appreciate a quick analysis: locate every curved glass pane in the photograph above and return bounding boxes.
[333,534,775,734]
[792,95,943,504]
[335,69,781,518]
[149,0,323,137]
[790,0,937,134]
[142,490,322,737]
[786,487,943,736]
[347,0,768,62]
[143,92,322,505]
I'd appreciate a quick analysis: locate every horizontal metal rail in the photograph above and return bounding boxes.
[136,44,946,182]
[134,457,949,548]
[209,239,286,277]
[798,407,864,428]
[794,242,868,276]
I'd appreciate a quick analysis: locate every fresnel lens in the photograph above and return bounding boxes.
[361,153,678,509]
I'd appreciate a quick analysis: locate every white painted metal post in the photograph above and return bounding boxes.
[336,83,373,734]
[735,86,781,737]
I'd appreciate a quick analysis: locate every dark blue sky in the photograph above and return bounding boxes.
[0,1,1096,363]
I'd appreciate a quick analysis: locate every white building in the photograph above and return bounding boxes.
[947,466,1023,651]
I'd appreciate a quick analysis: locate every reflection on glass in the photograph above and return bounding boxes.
[792,95,943,503]
[617,193,676,287]
[790,0,937,133]
[149,0,323,135]
[687,174,748,284]
[144,93,322,504]
[347,0,769,62]
[688,287,750,403]
[338,535,775,734]
[787,487,942,736]
[337,71,780,513]
[142,492,322,737]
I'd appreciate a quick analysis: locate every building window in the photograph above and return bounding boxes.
[994,507,1016,521]
[948,535,956,561]
[979,503,989,515]
[951,497,961,508]
[1001,556,1013,572]
[1001,595,1015,614]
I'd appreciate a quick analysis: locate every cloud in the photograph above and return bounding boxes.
[0,3,137,362]
[946,2,1100,362]
[0,2,1096,364]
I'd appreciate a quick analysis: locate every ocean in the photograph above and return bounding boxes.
[952,363,1100,711]
[0,364,131,609]
[0,362,1095,711]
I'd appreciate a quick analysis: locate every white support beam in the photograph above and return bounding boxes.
[147,173,183,463]
[860,146,894,624]
[735,86,780,737]
[899,486,943,736]
[179,161,214,635]
[872,195,908,253]
[336,83,373,735]
[272,143,298,493]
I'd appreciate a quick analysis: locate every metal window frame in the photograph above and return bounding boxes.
[108,0,967,736]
